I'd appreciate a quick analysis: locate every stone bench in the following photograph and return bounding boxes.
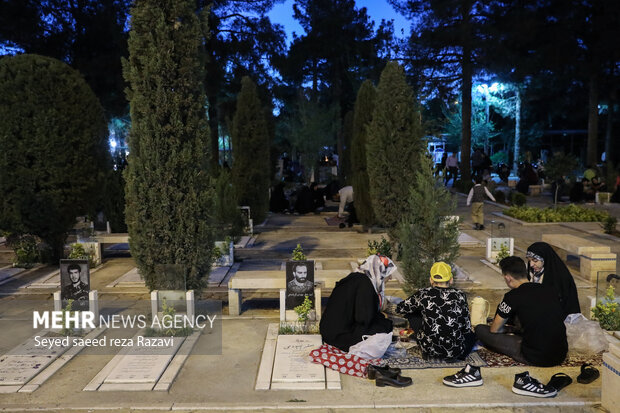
[529,185,542,196]
[542,234,616,281]
[227,269,347,316]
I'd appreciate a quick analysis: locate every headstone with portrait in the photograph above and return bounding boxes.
[59,259,90,310]
[285,260,315,310]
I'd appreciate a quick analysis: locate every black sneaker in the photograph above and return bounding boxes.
[442,364,483,387]
[512,371,557,398]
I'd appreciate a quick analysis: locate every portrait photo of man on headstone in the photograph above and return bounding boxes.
[60,259,90,305]
[285,261,314,309]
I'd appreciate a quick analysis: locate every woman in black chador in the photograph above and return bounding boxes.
[526,242,581,318]
[319,255,395,352]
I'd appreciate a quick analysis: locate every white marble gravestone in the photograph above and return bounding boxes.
[104,337,184,384]
[0,336,71,385]
[271,334,324,389]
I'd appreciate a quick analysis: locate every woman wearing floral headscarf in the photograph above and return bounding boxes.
[526,242,581,318]
[319,255,396,352]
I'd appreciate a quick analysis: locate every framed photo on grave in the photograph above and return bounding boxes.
[60,259,90,308]
[285,260,315,310]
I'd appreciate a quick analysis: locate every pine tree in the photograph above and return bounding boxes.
[0,54,110,262]
[351,80,376,227]
[366,62,424,240]
[399,155,460,293]
[231,76,270,224]
[123,0,214,291]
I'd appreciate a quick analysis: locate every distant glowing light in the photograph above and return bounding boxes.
[109,138,117,149]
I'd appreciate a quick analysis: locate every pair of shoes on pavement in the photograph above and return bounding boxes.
[367,364,412,388]
[443,365,557,398]
[473,224,485,230]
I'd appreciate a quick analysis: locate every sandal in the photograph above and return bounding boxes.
[546,372,572,392]
[576,363,599,384]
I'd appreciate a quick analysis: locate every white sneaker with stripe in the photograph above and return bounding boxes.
[442,364,483,387]
[512,371,557,398]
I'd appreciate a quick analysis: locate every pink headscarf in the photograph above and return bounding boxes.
[358,255,397,310]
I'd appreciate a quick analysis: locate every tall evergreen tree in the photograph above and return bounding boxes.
[123,0,214,291]
[0,54,109,262]
[366,62,424,240]
[231,76,270,224]
[351,80,377,227]
[399,155,460,292]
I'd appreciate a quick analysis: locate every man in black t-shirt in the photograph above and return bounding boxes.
[475,256,568,366]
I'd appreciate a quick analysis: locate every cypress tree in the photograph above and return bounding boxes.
[0,54,109,262]
[351,79,376,227]
[366,62,424,239]
[399,155,460,293]
[123,0,214,291]
[231,76,270,224]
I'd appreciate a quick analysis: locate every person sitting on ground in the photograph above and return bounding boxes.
[310,182,325,212]
[526,242,580,318]
[591,176,606,193]
[269,182,290,213]
[475,256,568,367]
[582,178,595,202]
[396,262,476,361]
[293,185,314,214]
[319,255,395,352]
[466,176,496,230]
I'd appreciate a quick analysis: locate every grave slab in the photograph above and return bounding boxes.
[271,334,324,384]
[0,334,71,386]
[0,267,25,284]
[104,337,184,384]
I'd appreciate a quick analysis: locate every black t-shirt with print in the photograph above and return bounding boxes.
[396,287,474,359]
[496,282,567,366]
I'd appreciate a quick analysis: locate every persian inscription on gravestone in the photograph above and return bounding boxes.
[271,335,324,383]
[0,338,70,386]
[104,337,183,384]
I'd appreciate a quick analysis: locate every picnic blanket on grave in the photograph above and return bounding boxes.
[382,345,487,370]
[477,347,603,368]
[309,343,383,378]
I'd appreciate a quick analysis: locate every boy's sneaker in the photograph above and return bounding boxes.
[442,364,483,387]
[512,371,557,398]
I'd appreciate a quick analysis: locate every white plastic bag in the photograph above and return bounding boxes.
[349,332,393,359]
[564,313,609,355]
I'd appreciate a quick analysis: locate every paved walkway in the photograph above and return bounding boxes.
[0,192,617,412]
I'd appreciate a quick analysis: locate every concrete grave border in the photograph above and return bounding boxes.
[0,327,106,393]
[255,323,340,391]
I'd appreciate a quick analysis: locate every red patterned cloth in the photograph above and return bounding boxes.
[309,343,383,378]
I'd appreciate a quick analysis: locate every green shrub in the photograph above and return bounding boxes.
[510,192,527,206]
[367,236,393,258]
[490,151,508,165]
[145,298,193,337]
[601,216,617,234]
[68,243,96,268]
[13,235,39,268]
[494,244,510,264]
[504,204,609,223]
[292,244,306,261]
[591,285,620,331]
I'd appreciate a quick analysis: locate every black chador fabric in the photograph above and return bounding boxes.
[319,272,393,352]
[527,242,580,317]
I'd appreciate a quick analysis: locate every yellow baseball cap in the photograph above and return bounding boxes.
[430,261,452,282]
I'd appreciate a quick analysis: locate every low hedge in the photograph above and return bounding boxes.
[504,204,609,223]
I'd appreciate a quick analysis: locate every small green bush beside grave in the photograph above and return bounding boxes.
[504,204,609,223]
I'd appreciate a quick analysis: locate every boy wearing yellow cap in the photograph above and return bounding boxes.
[396,262,476,360]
